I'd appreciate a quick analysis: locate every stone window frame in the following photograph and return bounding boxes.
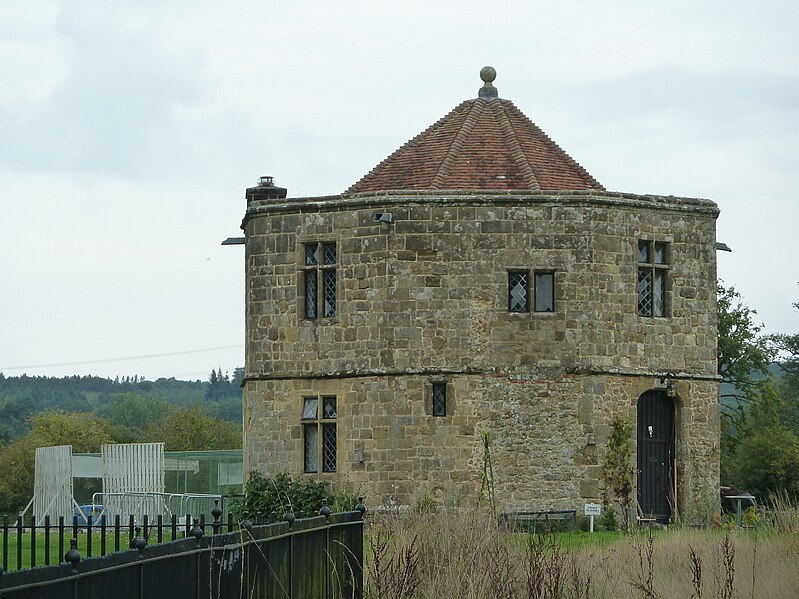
[637,239,670,318]
[301,395,337,473]
[507,269,557,314]
[301,241,337,320]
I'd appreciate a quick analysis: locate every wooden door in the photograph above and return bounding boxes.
[637,391,674,521]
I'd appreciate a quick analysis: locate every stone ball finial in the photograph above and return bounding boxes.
[480,66,497,84]
[478,66,498,100]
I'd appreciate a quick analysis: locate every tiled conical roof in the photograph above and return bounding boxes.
[346,68,604,194]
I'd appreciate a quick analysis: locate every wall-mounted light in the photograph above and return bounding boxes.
[656,377,677,397]
[666,380,677,397]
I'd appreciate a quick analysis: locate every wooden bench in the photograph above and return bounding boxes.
[499,509,578,531]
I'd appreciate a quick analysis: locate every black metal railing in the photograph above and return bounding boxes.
[0,498,365,598]
[0,498,240,572]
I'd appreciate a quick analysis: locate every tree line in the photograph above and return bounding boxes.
[0,368,243,443]
[0,369,244,513]
[718,283,799,499]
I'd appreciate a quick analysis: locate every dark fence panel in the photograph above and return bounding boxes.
[78,551,145,599]
[0,508,365,599]
[328,512,364,599]
[291,516,329,597]
[244,523,293,598]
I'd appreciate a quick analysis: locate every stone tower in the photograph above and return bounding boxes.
[241,68,720,520]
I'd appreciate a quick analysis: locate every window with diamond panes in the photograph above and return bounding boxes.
[508,271,529,312]
[301,396,337,473]
[432,383,447,417]
[637,240,668,317]
[303,242,336,319]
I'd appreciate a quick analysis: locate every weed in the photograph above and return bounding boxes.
[630,530,659,598]
[688,544,703,598]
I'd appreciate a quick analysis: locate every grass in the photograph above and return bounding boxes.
[0,529,192,571]
[363,507,799,598]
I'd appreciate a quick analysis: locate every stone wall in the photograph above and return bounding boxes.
[242,190,720,514]
[243,371,719,513]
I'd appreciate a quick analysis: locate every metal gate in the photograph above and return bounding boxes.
[637,390,674,522]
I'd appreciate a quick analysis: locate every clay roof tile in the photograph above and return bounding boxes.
[346,69,603,194]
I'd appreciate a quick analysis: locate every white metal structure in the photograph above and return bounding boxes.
[101,443,165,520]
[31,445,77,520]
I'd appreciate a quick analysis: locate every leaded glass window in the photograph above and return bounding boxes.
[322,396,337,419]
[302,397,318,420]
[508,271,529,312]
[637,270,653,316]
[534,272,555,312]
[305,244,318,266]
[302,395,337,473]
[304,424,318,473]
[322,424,337,472]
[432,383,447,417]
[637,240,669,317]
[323,242,336,265]
[303,242,336,319]
[323,269,336,317]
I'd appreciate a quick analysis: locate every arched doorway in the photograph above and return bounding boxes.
[637,390,675,522]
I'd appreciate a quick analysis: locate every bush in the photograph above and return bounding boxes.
[597,507,619,531]
[239,471,360,521]
[735,425,799,498]
[242,471,329,518]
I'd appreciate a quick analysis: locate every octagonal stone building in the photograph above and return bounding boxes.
[240,69,720,521]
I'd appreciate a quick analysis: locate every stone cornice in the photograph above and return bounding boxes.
[242,189,719,228]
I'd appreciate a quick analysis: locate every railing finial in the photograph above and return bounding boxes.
[65,538,81,572]
[319,498,332,521]
[355,497,367,519]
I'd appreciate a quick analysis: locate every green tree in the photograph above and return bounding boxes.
[717,283,779,483]
[717,283,774,422]
[96,393,170,434]
[768,288,799,436]
[733,424,799,498]
[600,418,635,529]
[143,406,241,451]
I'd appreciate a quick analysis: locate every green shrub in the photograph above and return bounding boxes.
[239,471,362,521]
[331,490,361,513]
[577,515,592,532]
[242,471,329,518]
[597,507,619,531]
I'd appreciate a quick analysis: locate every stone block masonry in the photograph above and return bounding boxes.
[242,190,720,515]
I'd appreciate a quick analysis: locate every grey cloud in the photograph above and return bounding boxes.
[0,3,204,177]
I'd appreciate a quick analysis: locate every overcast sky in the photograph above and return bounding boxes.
[1,1,797,381]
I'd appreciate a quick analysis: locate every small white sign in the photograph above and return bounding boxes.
[584,503,602,516]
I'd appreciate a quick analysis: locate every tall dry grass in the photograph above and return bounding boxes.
[364,506,799,598]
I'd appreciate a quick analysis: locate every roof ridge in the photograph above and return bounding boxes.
[495,100,540,191]
[344,101,474,194]
[430,99,484,189]
[502,100,604,191]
